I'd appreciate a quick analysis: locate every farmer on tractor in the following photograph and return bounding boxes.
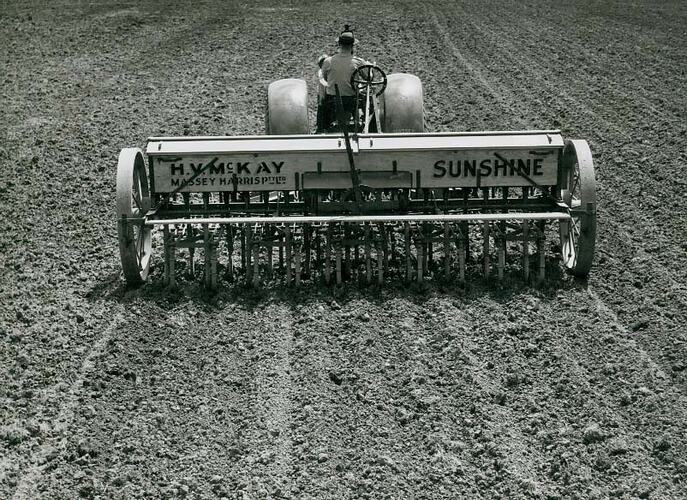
[316,25,370,132]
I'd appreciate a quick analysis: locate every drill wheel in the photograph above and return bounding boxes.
[116,148,152,286]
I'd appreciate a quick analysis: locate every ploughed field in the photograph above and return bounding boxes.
[1,0,686,498]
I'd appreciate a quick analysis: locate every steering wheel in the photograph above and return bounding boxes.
[350,64,387,97]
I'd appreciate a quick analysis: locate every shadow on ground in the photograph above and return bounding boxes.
[85,255,588,313]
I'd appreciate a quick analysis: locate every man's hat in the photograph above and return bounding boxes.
[337,24,356,45]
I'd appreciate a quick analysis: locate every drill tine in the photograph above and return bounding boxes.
[336,246,343,285]
[226,225,234,282]
[279,230,284,269]
[266,233,273,278]
[537,221,546,284]
[252,242,260,287]
[295,247,302,286]
[377,242,384,285]
[405,222,412,282]
[523,221,530,282]
[304,224,311,278]
[417,239,424,283]
[325,225,332,284]
[285,226,292,284]
[444,222,451,280]
[458,231,465,284]
[365,223,372,284]
[482,221,490,277]
[498,232,505,280]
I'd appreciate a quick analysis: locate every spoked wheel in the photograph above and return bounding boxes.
[116,148,152,286]
[559,139,597,277]
[350,64,387,96]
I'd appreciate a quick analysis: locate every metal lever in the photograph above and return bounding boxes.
[334,84,363,214]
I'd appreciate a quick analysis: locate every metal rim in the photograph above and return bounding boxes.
[116,148,152,286]
[559,139,597,277]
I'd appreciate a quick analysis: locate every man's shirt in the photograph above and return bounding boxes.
[322,52,367,96]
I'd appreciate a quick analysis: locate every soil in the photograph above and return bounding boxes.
[1,0,686,498]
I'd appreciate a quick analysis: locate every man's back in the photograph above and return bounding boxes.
[322,52,366,96]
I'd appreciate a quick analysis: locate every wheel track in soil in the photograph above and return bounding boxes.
[439,289,685,495]
[551,290,687,481]
[179,300,295,496]
[237,303,295,497]
[9,311,126,500]
[384,301,524,496]
[425,1,687,372]
[288,303,363,496]
[361,299,509,496]
[425,302,580,496]
[423,304,559,496]
[17,296,298,498]
[168,300,299,497]
[284,298,519,496]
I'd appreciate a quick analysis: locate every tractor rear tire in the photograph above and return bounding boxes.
[381,73,425,133]
[266,79,309,135]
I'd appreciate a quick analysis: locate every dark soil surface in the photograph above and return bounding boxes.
[2,0,686,498]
